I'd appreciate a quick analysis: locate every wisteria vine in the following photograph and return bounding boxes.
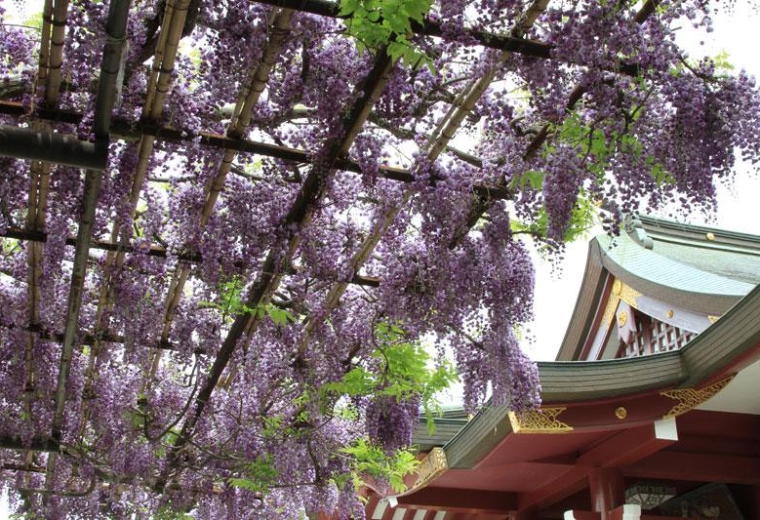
[1,0,760,518]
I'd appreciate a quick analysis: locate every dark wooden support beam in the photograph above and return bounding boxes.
[0,125,107,170]
[9,322,182,351]
[0,228,381,288]
[0,101,511,201]
[398,487,516,515]
[251,0,640,76]
[156,50,397,493]
[0,437,60,453]
[518,421,677,512]
[625,451,760,486]
[252,0,553,58]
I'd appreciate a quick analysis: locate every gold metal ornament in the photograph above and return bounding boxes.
[509,407,573,434]
[408,447,448,492]
[618,310,628,327]
[660,376,735,419]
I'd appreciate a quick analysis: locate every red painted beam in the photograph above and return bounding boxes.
[626,451,760,485]
[518,422,677,512]
[588,468,624,519]
[398,487,516,515]
[517,465,589,511]
[578,420,677,468]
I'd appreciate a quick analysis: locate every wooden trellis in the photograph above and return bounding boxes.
[0,0,661,506]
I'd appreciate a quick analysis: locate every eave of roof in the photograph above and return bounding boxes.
[443,281,760,469]
[638,215,760,251]
[555,238,608,361]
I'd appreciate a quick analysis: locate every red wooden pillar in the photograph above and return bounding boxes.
[510,509,539,520]
[588,468,625,520]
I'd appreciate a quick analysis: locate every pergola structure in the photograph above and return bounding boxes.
[385,217,760,520]
[0,0,757,517]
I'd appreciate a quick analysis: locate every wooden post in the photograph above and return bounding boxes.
[588,468,625,520]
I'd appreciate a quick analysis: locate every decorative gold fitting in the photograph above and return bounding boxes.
[509,407,573,434]
[615,407,627,420]
[661,376,735,419]
[408,447,448,492]
[618,310,628,327]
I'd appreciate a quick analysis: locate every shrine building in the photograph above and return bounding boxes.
[362,215,760,520]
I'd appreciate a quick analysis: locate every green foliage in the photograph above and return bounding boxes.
[322,320,458,434]
[339,0,434,71]
[713,50,735,72]
[228,455,279,495]
[510,193,598,244]
[154,505,195,520]
[509,111,678,242]
[199,276,296,326]
[341,438,420,493]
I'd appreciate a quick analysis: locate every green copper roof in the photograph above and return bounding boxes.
[598,230,755,313]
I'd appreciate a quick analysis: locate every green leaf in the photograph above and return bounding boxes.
[339,0,434,72]
[228,454,279,495]
[341,438,420,494]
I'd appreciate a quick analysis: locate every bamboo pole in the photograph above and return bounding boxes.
[28,0,67,491]
[74,0,191,451]
[148,8,295,390]
[45,0,131,490]
[44,0,71,105]
[154,50,397,492]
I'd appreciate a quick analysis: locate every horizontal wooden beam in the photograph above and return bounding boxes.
[0,228,382,288]
[250,0,640,77]
[252,0,553,58]
[577,419,677,468]
[518,466,588,512]
[519,421,677,511]
[625,451,760,486]
[0,436,60,452]
[398,487,516,515]
[0,124,108,170]
[0,101,512,202]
